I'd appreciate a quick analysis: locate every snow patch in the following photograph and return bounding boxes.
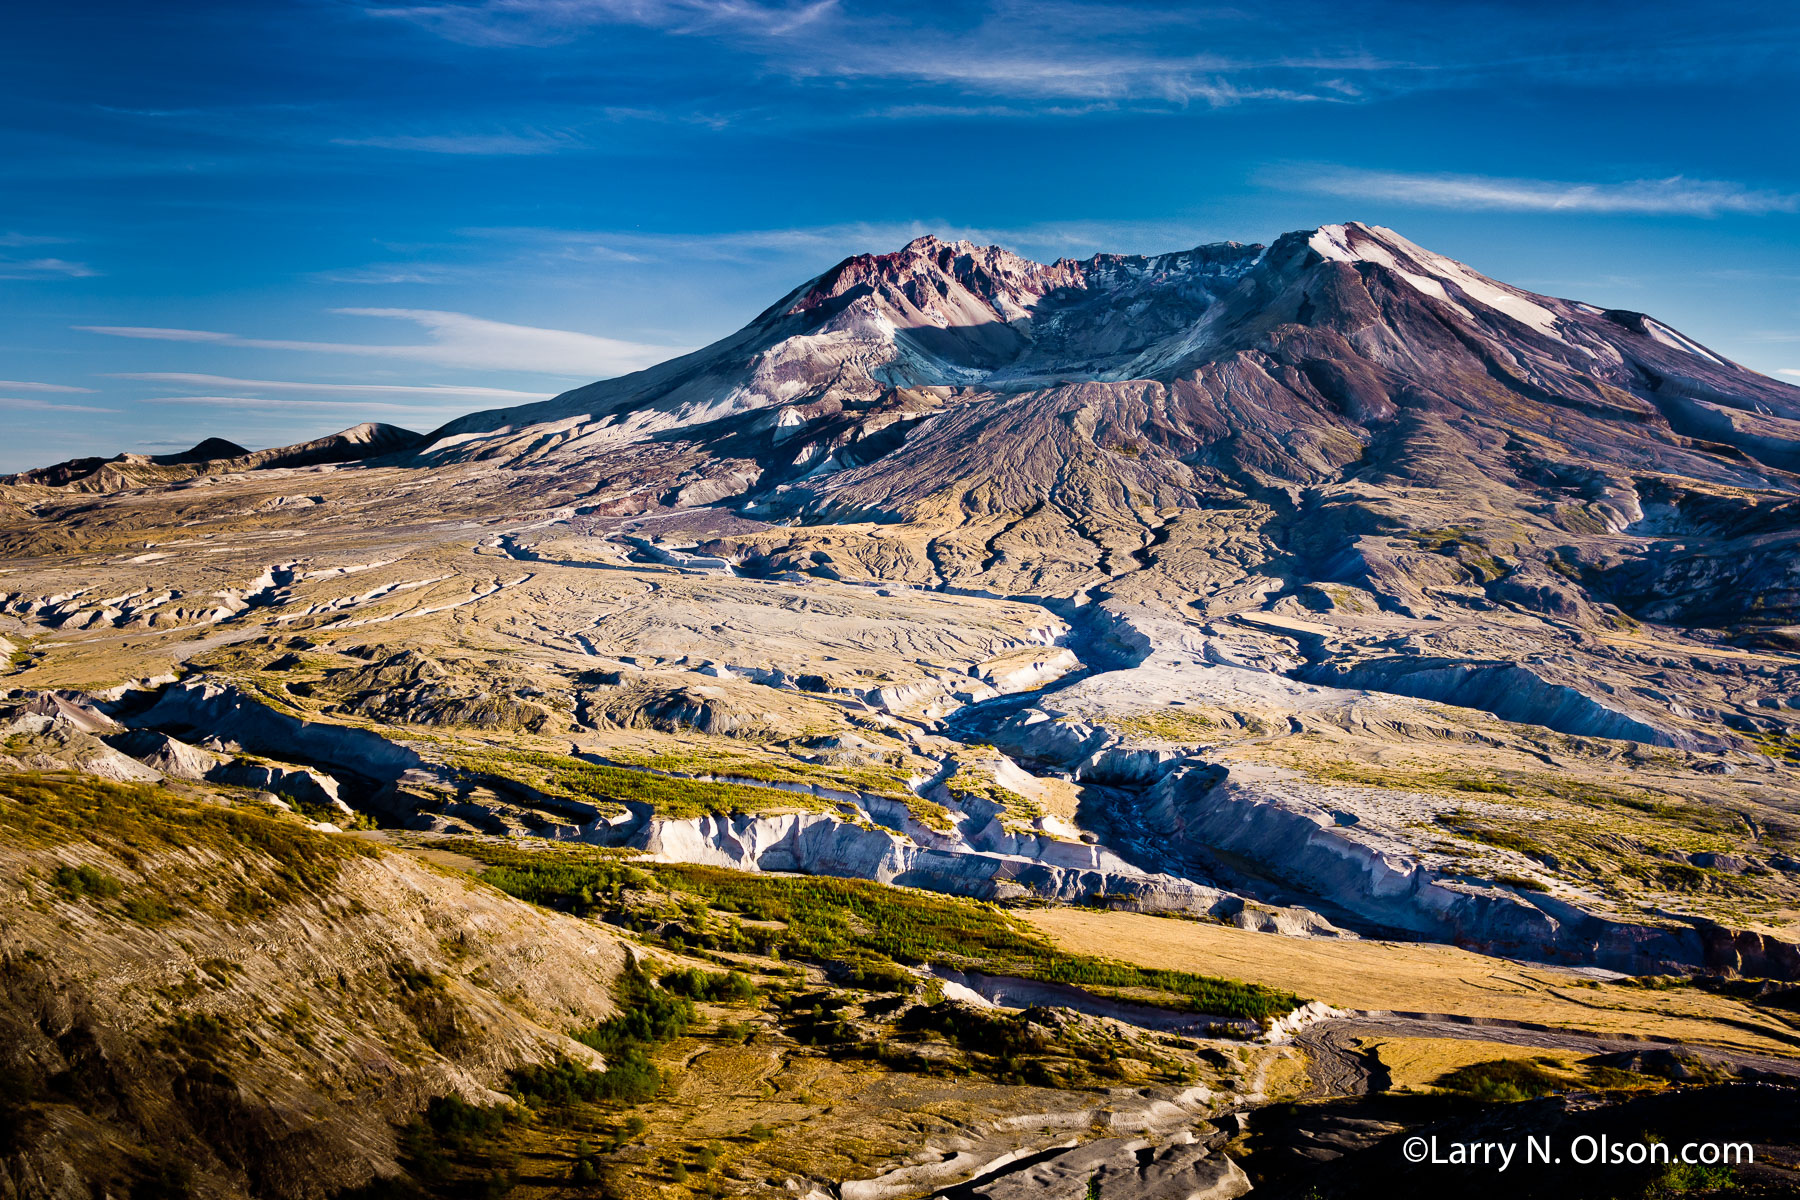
[1312,223,1564,340]
[1644,318,1729,366]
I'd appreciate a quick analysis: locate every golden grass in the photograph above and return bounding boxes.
[1023,908,1800,1058]
[1360,1037,1585,1092]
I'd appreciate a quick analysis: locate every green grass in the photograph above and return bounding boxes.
[450,748,843,820]
[458,841,1302,1022]
[602,745,962,833]
[1112,710,1221,742]
[1403,527,1509,582]
[452,842,1305,1022]
[942,763,1040,830]
[1304,760,1519,797]
[649,863,1304,1023]
[3,637,31,675]
[1435,1057,1568,1102]
[1435,812,1554,862]
[0,773,373,911]
[603,746,914,799]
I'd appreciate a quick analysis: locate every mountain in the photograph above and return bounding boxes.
[405,224,1800,644]
[1,423,422,494]
[426,223,1800,499]
[157,437,252,465]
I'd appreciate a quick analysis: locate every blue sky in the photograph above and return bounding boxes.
[2,0,1797,471]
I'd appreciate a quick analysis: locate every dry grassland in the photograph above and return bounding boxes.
[1023,908,1800,1057]
[1359,1036,1586,1092]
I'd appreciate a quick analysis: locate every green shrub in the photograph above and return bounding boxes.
[1647,1160,1737,1197]
[469,844,1302,1023]
[652,864,1303,1022]
[509,1052,663,1107]
[122,893,182,924]
[452,749,835,820]
[660,968,756,1004]
[1435,1058,1567,1102]
[51,864,122,900]
[1435,814,1553,862]
[479,855,646,918]
[396,1096,521,1183]
[512,962,696,1109]
[574,972,695,1056]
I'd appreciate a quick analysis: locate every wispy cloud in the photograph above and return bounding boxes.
[355,0,1800,117]
[1282,167,1800,216]
[139,395,475,416]
[114,373,555,401]
[816,49,1315,105]
[478,216,1229,268]
[0,256,98,279]
[78,309,686,377]
[310,263,467,284]
[359,0,1382,109]
[0,380,95,393]
[333,129,581,155]
[0,397,118,414]
[1782,369,1800,378]
[364,0,836,48]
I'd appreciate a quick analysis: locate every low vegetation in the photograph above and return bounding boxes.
[450,839,1302,1022]
[450,747,843,819]
[0,772,374,917]
[476,849,647,918]
[603,744,915,799]
[1434,1056,1568,1102]
[1112,709,1222,743]
[1435,811,1554,863]
[941,762,1041,830]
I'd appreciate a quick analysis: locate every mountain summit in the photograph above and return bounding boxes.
[395,225,1800,641]
[425,222,1799,499]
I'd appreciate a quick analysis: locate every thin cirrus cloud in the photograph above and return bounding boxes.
[1283,167,1800,216]
[0,397,118,414]
[478,216,1231,267]
[0,380,95,393]
[365,0,836,48]
[78,309,687,378]
[357,0,1796,113]
[332,130,581,155]
[137,395,484,416]
[0,256,98,279]
[114,373,556,402]
[1,232,97,278]
[362,0,1374,108]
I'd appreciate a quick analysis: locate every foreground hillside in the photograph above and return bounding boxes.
[0,772,632,1197]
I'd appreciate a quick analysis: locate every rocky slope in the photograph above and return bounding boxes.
[0,772,627,1199]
